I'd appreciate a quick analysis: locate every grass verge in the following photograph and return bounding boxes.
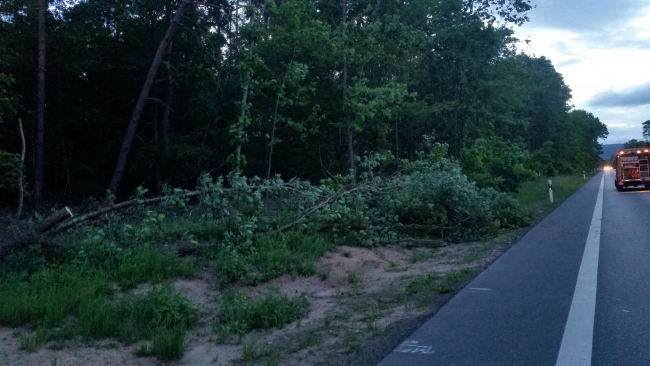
[513,174,593,221]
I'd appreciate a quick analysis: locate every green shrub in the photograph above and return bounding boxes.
[378,159,531,242]
[122,287,198,336]
[460,137,536,192]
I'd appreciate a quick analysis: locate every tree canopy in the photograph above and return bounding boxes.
[0,0,608,205]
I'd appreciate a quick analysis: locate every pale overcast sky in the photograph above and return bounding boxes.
[513,0,650,144]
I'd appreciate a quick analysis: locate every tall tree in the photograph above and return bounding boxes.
[642,120,650,140]
[34,0,46,210]
[341,0,355,180]
[108,0,192,194]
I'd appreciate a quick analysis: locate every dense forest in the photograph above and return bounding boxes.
[0,0,608,209]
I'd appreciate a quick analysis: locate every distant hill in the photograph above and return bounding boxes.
[600,144,624,159]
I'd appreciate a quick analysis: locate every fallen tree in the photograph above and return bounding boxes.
[0,156,533,261]
[0,207,73,260]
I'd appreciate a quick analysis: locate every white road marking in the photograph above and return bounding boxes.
[468,287,492,291]
[395,341,435,354]
[555,173,604,366]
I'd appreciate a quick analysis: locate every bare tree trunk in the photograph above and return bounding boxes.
[267,46,295,179]
[234,1,267,170]
[16,119,25,219]
[395,118,399,169]
[234,78,250,168]
[152,94,163,195]
[154,42,174,196]
[341,0,355,182]
[266,85,280,180]
[108,0,191,194]
[161,43,173,146]
[61,133,73,202]
[34,0,47,211]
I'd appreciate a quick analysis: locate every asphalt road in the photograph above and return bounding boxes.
[379,170,650,366]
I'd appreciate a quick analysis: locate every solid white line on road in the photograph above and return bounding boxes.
[555,173,604,366]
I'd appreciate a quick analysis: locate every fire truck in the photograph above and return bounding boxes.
[615,148,650,191]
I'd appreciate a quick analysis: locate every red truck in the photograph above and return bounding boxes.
[615,148,650,191]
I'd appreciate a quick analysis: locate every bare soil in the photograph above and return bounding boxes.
[0,228,527,366]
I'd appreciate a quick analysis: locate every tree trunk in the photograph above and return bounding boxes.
[234,80,250,168]
[0,207,73,261]
[152,93,163,195]
[34,0,47,211]
[341,0,355,182]
[108,0,191,194]
[266,85,281,180]
[267,46,296,179]
[234,1,267,170]
[16,119,26,219]
[395,118,399,169]
[161,42,173,146]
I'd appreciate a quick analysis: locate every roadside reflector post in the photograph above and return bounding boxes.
[548,179,554,203]
[583,171,586,180]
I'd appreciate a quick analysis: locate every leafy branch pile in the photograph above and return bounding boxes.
[50,141,532,255]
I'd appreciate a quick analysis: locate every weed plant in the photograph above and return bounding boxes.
[408,268,474,294]
[214,290,309,342]
[347,271,362,284]
[241,341,277,362]
[19,330,47,352]
[143,326,187,360]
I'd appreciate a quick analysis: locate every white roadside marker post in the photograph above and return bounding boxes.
[583,171,586,180]
[548,179,554,203]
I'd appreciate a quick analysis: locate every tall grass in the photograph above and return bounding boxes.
[0,266,112,327]
[116,248,196,289]
[513,174,591,221]
[149,326,187,360]
[215,231,331,285]
[0,265,197,356]
[214,290,309,342]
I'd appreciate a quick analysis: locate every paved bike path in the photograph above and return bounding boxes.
[379,173,603,366]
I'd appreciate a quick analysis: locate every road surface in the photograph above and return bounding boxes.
[379,171,650,366]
